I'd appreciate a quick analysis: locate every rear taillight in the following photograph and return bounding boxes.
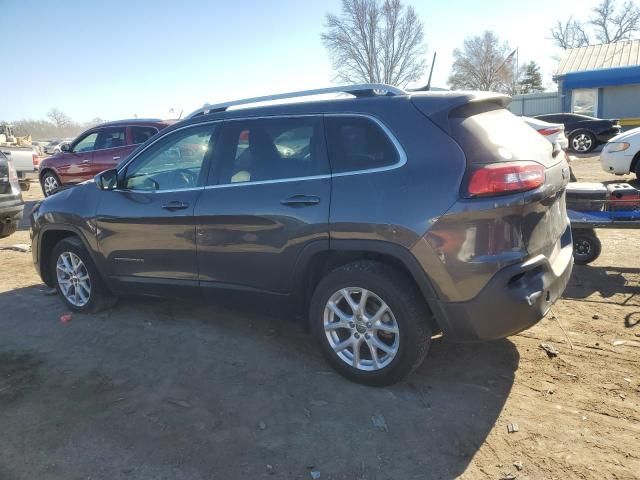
[537,128,560,136]
[7,160,17,181]
[467,161,545,197]
[7,160,20,192]
[32,153,40,167]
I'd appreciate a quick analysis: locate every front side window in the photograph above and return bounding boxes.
[324,116,399,173]
[215,117,328,184]
[72,132,99,153]
[124,124,215,191]
[131,126,158,145]
[96,127,126,150]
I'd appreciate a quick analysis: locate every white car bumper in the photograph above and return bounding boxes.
[600,149,635,175]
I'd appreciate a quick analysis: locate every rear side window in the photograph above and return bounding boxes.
[325,116,399,173]
[131,126,158,145]
[95,127,126,150]
[215,116,328,184]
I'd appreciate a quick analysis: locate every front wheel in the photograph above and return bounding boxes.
[570,131,596,154]
[50,236,115,313]
[573,230,602,265]
[41,171,60,197]
[310,261,432,386]
[633,154,640,178]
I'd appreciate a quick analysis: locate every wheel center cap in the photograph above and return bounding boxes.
[355,322,367,334]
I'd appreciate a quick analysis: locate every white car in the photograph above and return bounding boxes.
[600,127,640,176]
[44,139,72,155]
[521,116,569,151]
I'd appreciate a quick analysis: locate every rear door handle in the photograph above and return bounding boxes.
[161,201,189,211]
[113,156,121,161]
[280,194,321,207]
[82,159,90,163]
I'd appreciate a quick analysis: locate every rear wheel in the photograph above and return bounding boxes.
[50,236,115,313]
[0,221,17,239]
[570,131,596,154]
[573,230,601,265]
[41,171,60,197]
[310,261,431,386]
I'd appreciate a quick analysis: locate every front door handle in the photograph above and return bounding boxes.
[113,156,121,161]
[82,159,90,163]
[161,201,189,211]
[280,194,321,207]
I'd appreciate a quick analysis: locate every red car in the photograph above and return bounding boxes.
[39,119,172,196]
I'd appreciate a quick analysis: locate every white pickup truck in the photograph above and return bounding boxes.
[0,124,39,190]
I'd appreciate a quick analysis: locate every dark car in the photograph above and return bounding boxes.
[38,119,173,196]
[0,152,24,238]
[535,113,621,154]
[30,85,573,386]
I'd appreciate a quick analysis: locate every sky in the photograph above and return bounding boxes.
[1,0,604,122]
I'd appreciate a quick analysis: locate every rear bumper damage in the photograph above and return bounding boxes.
[435,236,574,342]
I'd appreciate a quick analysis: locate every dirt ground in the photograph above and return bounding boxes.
[1,158,639,480]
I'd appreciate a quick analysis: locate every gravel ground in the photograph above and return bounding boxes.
[0,162,639,480]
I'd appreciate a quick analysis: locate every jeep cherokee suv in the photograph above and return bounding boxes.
[30,84,573,386]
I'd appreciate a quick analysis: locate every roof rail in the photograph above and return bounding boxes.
[185,83,406,119]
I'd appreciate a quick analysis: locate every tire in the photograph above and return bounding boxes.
[50,236,115,313]
[41,171,61,197]
[633,154,640,179]
[569,131,596,154]
[573,230,602,265]
[310,261,431,386]
[0,221,17,239]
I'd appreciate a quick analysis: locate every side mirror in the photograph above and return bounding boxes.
[95,169,118,191]
[60,143,70,153]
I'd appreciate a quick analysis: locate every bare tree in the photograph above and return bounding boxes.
[321,0,427,86]
[448,31,515,93]
[551,0,640,49]
[46,108,72,129]
[591,0,640,43]
[550,17,590,49]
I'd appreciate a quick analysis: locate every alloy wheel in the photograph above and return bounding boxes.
[323,287,400,371]
[56,251,91,307]
[43,175,59,195]
[572,133,593,153]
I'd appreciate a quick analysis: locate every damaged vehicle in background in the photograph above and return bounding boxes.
[30,85,573,386]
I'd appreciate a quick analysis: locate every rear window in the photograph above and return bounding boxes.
[325,116,399,173]
[131,126,158,145]
[450,105,551,164]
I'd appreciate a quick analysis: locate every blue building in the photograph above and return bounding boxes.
[554,39,640,128]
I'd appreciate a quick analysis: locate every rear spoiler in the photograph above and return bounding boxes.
[410,91,511,135]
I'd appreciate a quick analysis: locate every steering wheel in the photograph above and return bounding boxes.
[172,168,198,187]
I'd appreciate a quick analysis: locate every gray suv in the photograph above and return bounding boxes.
[30,84,573,386]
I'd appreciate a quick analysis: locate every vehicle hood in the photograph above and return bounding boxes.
[608,126,640,143]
